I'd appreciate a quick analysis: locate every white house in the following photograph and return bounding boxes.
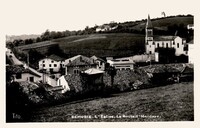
[145,15,187,56]
[188,40,194,63]
[56,75,70,93]
[107,58,135,70]
[6,65,41,83]
[91,55,105,70]
[39,54,65,73]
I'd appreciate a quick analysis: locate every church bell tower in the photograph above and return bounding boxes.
[145,14,153,54]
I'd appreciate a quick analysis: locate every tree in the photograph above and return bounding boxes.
[28,49,44,67]
[41,29,50,41]
[106,66,117,86]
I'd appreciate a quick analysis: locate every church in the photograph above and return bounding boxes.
[145,15,188,56]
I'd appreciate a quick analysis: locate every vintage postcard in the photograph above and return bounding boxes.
[1,0,200,127]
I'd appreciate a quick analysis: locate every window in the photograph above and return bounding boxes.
[146,41,148,45]
[166,43,168,48]
[173,41,175,45]
[73,69,80,74]
[162,42,164,47]
[157,43,159,48]
[16,73,22,79]
[149,45,151,48]
[51,61,54,63]
[147,30,152,35]
[80,56,82,62]
[43,64,45,67]
[49,64,51,67]
[152,42,155,45]
[43,60,45,63]
[30,77,34,82]
[50,68,53,73]
[149,51,152,54]
[177,43,179,48]
[54,64,57,67]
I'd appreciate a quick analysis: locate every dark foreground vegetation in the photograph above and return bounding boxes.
[6,80,193,122]
[29,82,193,122]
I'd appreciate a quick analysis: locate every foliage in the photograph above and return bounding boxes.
[28,82,193,122]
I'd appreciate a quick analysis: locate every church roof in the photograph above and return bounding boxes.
[154,36,177,41]
[146,14,153,29]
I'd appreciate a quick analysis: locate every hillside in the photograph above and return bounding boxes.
[55,33,145,58]
[14,15,193,59]
[16,33,145,58]
[130,16,193,31]
[29,82,193,122]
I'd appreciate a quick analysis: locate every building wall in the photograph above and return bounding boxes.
[174,37,186,56]
[57,76,70,93]
[146,40,155,54]
[96,60,105,70]
[107,60,134,70]
[66,65,97,75]
[13,73,41,83]
[39,58,64,73]
[146,37,186,56]
[188,43,194,63]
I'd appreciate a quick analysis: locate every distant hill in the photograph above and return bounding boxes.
[55,33,145,58]
[96,15,193,36]
[16,33,145,58]
[6,34,41,42]
[14,15,193,59]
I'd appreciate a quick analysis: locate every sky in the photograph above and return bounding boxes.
[1,0,197,35]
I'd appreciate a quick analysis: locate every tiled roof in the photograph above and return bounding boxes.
[66,55,96,66]
[83,68,104,75]
[188,40,193,44]
[6,65,41,77]
[48,54,64,61]
[91,55,105,62]
[154,36,176,41]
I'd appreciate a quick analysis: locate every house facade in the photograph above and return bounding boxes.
[188,40,194,63]
[6,65,41,83]
[56,75,71,93]
[65,55,97,75]
[39,54,64,73]
[145,15,187,56]
[107,58,135,70]
[91,55,105,70]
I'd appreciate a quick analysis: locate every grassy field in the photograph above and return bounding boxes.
[15,33,145,58]
[29,82,193,122]
[56,33,145,57]
[130,16,193,31]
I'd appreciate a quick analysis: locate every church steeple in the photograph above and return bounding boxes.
[145,14,153,41]
[146,14,153,29]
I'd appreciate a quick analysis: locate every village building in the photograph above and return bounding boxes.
[82,68,105,85]
[188,40,194,63]
[91,55,106,70]
[6,65,41,83]
[38,54,65,73]
[56,75,71,93]
[64,55,97,75]
[145,15,188,56]
[107,58,135,70]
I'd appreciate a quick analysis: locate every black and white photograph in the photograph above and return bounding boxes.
[1,0,199,127]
